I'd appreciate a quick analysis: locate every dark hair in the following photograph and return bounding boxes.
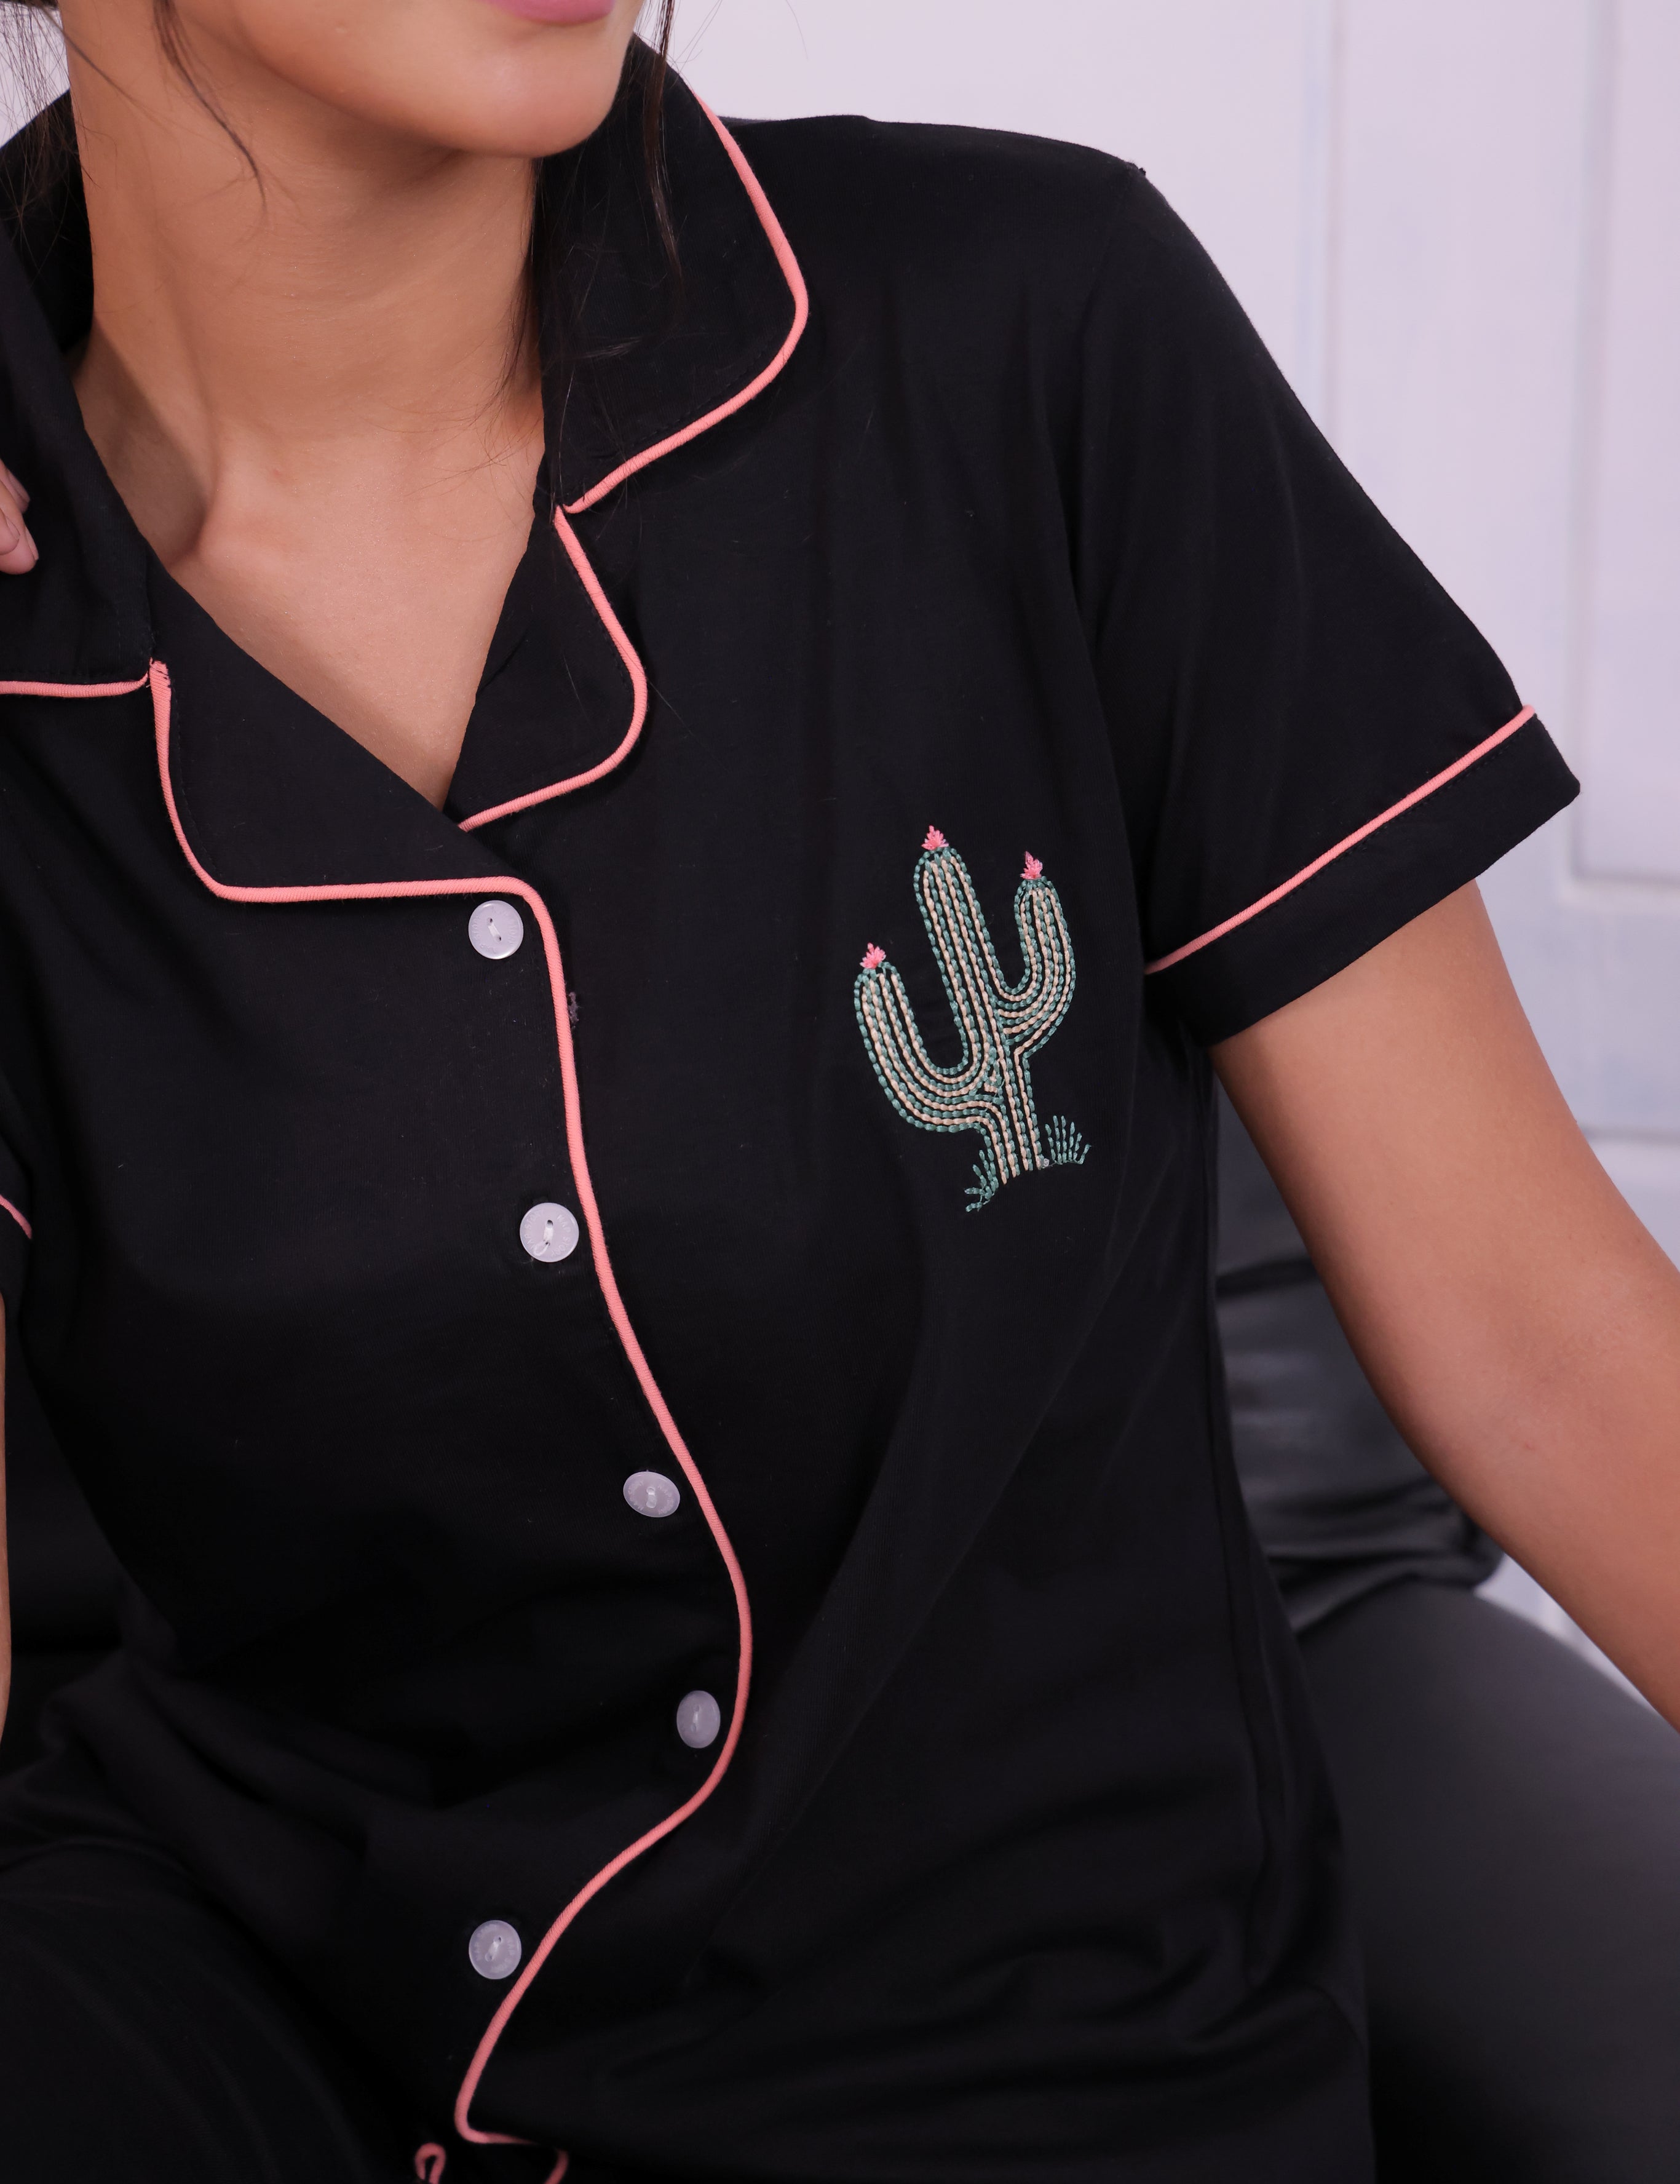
[0,2,678,247]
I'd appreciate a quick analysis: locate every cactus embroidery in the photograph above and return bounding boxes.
[855,829,1088,1210]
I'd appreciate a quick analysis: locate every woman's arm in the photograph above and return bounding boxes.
[1214,881,1680,1728]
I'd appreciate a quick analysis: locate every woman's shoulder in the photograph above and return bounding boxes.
[727,110,1192,327]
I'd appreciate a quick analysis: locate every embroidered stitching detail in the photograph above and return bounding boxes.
[1044,1115,1089,1167]
[965,1145,1002,1213]
[855,833,1086,1209]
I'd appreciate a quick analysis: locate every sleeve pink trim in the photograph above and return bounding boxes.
[1143,705,1537,975]
[0,675,150,699]
[0,1192,30,1241]
[454,504,648,831]
[559,98,810,517]
[149,659,748,2182]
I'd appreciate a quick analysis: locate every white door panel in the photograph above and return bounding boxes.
[1575,0,1680,884]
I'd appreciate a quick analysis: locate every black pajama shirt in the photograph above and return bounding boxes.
[0,73,1575,2184]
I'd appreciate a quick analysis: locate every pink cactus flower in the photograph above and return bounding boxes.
[923,827,948,852]
[1022,853,1044,880]
[860,943,887,971]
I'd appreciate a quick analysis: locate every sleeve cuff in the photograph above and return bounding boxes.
[1145,710,1578,1045]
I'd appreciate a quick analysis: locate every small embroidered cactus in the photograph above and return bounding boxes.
[965,1145,1002,1213]
[1044,1114,1089,1167]
[855,832,1085,1207]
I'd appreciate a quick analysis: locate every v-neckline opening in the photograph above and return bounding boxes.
[139,506,550,830]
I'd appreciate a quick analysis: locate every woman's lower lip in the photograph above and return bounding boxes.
[477,0,615,23]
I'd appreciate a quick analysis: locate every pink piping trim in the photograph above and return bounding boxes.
[148,657,751,2175]
[560,98,810,517]
[454,504,648,831]
[413,2148,447,2183]
[1144,706,1537,974]
[0,675,150,699]
[0,1193,30,1241]
[448,101,805,833]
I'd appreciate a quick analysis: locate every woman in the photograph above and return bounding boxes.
[0,3,1675,2179]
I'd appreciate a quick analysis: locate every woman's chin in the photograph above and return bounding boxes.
[173,0,643,166]
[474,0,617,23]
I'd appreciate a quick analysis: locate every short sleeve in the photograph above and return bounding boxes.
[1072,175,1577,1045]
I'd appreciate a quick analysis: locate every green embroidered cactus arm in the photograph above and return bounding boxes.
[913,848,1034,1177]
[854,833,1088,1210]
[1000,867,1077,1047]
[997,870,1077,1151]
[854,958,1014,1176]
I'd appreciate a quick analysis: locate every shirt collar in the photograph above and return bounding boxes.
[540,65,807,515]
[0,65,806,866]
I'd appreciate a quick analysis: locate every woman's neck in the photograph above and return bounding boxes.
[61,6,550,805]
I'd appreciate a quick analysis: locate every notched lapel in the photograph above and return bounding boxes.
[443,510,640,828]
[149,557,493,892]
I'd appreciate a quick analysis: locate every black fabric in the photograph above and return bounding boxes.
[537,69,800,509]
[1149,722,1571,1044]
[1,1343,119,1657]
[7,1563,1678,2184]
[1301,1581,1680,2184]
[0,1744,521,2183]
[0,1217,120,1786]
[442,514,638,826]
[1216,1092,1499,1630]
[0,65,1580,2181]
[0,109,147,688]
[0,1860,411,2184]
[1058,169,1577,1044]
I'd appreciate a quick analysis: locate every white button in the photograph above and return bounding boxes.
[467,1919,522,1980]
[624,1471,681,1519]
[676,1690,721,1749]
[468,900,525,961]
[520,1202,579,1262]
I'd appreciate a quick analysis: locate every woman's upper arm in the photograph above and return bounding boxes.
[1214,881,1680,1725]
